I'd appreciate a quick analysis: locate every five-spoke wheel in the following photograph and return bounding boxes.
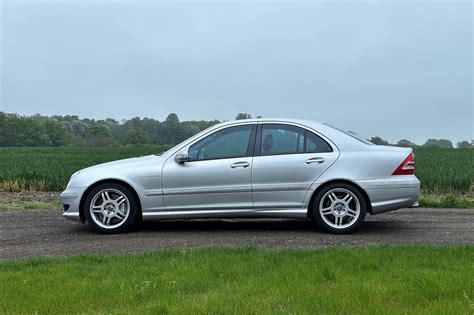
[84,183,138,233]
[312,183,366,234]
[90,189,130,229]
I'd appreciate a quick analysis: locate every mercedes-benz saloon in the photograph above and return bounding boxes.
[61,119,420,234]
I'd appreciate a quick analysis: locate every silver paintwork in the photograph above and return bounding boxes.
[61,118,420,223]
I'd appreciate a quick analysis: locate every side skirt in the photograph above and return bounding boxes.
[142,208,308,221]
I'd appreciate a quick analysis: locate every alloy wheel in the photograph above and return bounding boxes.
[318,188,361,229]
[89,188,130,229]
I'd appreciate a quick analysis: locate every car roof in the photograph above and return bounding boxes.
[213,118,369,151]
[215,118,330,131]
[217,118,324,125]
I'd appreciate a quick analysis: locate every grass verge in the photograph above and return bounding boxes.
[0,192,61,211]
[419,193,474,209]
[1,246,473,314]
[0,198,61,211]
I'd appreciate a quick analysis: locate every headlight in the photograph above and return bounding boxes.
[66,171,81,189]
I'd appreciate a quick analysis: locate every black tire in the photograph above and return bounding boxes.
[84,183,139,234]
[312,183,367,234]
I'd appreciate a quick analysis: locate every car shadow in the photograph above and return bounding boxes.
[138,219,315,232]
[135,218,406,234]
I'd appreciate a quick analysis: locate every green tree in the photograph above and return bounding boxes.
[0,113,51,146]
[43,118,68,146]
[89,123,112,138]
[396,139,417,148]
[370,136,390,145]
[423,139,453,149]
[165,113,180,124]
[456,141,473,149]
[125,128,150,145]
[235,113,252,120]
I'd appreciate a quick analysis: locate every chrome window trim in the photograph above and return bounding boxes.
[166,120,339,160]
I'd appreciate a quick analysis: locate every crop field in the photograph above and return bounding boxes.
[0,146,472,193]
[0,146,168,191]
[414,147,473,193]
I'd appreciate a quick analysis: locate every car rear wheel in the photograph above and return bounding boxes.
[312,183,366,234]
[84,183,139,233]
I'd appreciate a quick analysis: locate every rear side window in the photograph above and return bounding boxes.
[258,124,332,156]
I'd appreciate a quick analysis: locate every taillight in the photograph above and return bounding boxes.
[392,152,415,175]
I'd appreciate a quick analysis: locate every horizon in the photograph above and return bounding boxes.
[1,1,472,144]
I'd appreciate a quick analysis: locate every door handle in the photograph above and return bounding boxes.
[305,157,325,164]
[231,161,250,168]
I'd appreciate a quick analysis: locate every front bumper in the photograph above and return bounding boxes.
[60,187,87,222]
[357,175,421,214]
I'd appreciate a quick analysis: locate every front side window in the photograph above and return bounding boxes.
[258,124,332,156]
[188,125,253,161]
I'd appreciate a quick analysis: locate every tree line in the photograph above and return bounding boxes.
[0,111,471,148]
[369,136,472,149]
[0,112,219,147]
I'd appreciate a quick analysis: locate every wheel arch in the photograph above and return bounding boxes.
[306,179,373,218]
[79,179,143,223]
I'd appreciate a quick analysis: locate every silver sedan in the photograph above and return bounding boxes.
[61,119,420,234]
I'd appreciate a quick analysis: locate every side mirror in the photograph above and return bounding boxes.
[175,152,190,164]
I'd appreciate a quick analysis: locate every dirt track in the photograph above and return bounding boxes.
[1,208,473,259]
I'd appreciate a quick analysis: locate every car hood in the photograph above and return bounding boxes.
[79,155,163,173]
[66,154,165,189]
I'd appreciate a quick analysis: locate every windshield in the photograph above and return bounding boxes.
[324,123,375,145]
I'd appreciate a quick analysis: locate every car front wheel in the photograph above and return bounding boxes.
[312,183,366,234]
[84,183,139,233]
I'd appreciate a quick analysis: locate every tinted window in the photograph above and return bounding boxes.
[259,124,332,155]
[188,125,252,161]
[260,125,305,155]
[306,131,332,153]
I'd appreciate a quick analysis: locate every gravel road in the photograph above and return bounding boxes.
[1,208,473,259]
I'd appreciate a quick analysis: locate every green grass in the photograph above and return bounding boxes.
[0,146,472,194]
[1,246,473,314]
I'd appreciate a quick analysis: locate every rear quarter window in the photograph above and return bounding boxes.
[306,131,333,153]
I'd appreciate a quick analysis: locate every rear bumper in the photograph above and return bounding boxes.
[357,175,420,214]
[60,187,86,222]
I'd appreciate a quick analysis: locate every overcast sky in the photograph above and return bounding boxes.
[0,0,472,144]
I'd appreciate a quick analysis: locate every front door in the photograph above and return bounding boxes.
[162,123,256,211]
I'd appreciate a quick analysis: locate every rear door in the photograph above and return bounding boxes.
[251,123,339,209]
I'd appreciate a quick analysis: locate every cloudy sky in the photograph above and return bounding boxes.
[0,0,472,144]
